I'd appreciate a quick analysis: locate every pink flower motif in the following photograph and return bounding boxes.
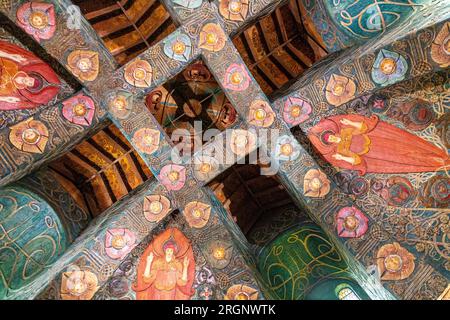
[158,164,186,191]
[104,228,137,260]
[62,94,96,126]
[224,63,250,91]
[336,207,368,238]
[283,96,312,126]
[16,2,56,43]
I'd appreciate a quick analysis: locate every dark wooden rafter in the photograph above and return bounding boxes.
[208,163,295,237]
[74,0,176,65]
[232,0,328,96]
[49,124,153,217]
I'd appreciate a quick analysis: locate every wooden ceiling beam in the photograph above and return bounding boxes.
[107,12,170,56]
[274,8,313,67]
[92,0,157,38]
[84,0,127,20]
[259,14,301,78]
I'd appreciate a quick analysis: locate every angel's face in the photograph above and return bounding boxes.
[165,248,174,261]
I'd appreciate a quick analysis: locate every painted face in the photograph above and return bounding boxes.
[172,41,186,55]
[310,177,322,191]
[228,0,242,13]
[113,97,127,111]
[16,76,36,87]
[192,208,203,219]
[168,170,180,182]
[77,58,92,72]
[28,11,48,29]
[380,58,397,75]
[290,105,302,117]
[22,128,40,144]
[70,279,87,296]
[149,201,163,214]
[234,134,248,147]
[230,71,243,85]
[254,108,267,121]
[219,103,237,126]
[73,103,87,117]
[343,215,359,231]
[327,135,341,143]
[235,292,249,300]
[111,235,126,250]
[205,32,218,45]
[165,248,174,261]
[332,82,345,96]
[143,134,154,146]
[199,163,212,173]
[133,68,147,81]
[280,143,293,156]
[384,254,403,273]
[213,247,226,260]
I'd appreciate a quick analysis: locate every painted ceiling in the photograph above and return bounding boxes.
[0,0,449,301]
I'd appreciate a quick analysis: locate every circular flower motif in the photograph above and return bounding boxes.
[224,284,259,300]
[163,31,192,62]
[376,242,415,281]
[248,99,275,127]
[193,155,220,182]
[104,228,137,260]
[371,49,408,87]
[431,22,450,67]
[62,94,95,126]
[273,135,301,161]
[16,2,56,42]
[172,0,202,9]
[60,270,99,300]
[325,74,356,106]
[283,95,312,126]
[421,175,449,208]
[335,172,369,196]
[229,129,257,156]
[386,177,415,206]
[207,240,233,269]
[132,128,160,155]
[224,63,250,91]
[124,58,152,88]
[159,164,186,191]
[219,0,249,22]
[9,118,49,154]
[371,176,415,206]
[184,201,211,228]
[199,23,226,52]
[303,169,331,198]
[67,50,99,82]
[107,90,133,119]
[143,194,171,222]
[336,207,368,238]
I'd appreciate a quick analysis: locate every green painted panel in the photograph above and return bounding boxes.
[0,186,69,299]
[258,223,369,300]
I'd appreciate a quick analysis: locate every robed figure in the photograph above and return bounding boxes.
[132,227,195,300]
[0,40,60,110]
[308,114,449,175]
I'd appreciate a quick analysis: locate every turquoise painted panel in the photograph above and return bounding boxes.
[0,186,69,299]
[325,0,431,40]
[303,0,434,51]
[257,223,369,300]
